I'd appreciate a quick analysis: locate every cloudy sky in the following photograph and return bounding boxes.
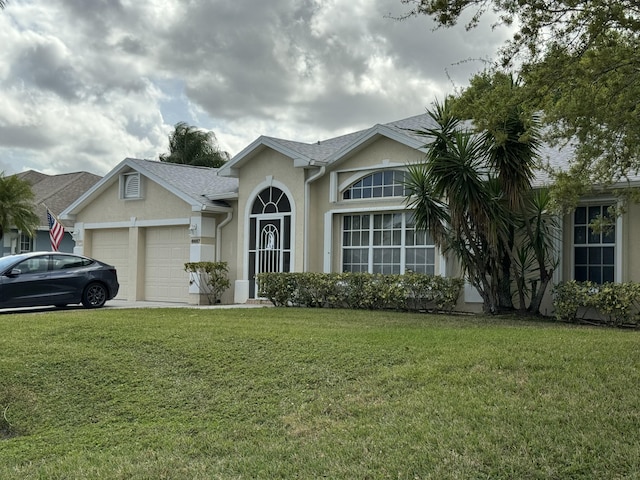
[0,0,511,177]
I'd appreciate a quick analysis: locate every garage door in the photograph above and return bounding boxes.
[145,226,190,303]
[91,228,129,300]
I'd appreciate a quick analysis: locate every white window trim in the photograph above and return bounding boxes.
[570,200,623,283]
[341,211,436,274]
[339,169,409,203]
[323,205,445,276]
[329,160,407,203]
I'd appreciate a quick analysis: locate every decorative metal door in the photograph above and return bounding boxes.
[248,186,292,298]
[258,218,283,275]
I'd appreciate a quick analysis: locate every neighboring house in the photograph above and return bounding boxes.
[2,171,101,256]
[62,113,640,312]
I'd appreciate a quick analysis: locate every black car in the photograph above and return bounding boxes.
[0,252,119,309]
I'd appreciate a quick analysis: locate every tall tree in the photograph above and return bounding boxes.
[406,99,507,314]
[160,122,229,168]
[0,173,39,239]
[405,99,558,314]
[401,0,640,208]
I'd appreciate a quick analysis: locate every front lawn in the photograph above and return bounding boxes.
[1,308,638,479]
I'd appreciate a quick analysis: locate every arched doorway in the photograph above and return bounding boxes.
[248,186,292,298]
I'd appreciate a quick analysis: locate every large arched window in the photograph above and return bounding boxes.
[248,186,292,297]
[343,170,407,200]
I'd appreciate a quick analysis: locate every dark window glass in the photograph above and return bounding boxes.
[603,266,615,283]
[574,247,587,264]
[602,247,615,264]
[588,266,602,284]
[575,266,588,281]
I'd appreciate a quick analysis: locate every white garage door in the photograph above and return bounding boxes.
[145,226,190,303]
[91,228,129,300]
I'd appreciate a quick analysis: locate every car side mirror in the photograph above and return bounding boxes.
[7,268,22,277]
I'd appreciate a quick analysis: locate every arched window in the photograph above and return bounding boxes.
[251,186,291,214]
[343,170,407,200]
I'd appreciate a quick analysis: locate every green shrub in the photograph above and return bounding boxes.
[256,272,463,312]
[553,280,640,326]
[552,280,595,323]
[593,282,640,326]
[184,262,231,304]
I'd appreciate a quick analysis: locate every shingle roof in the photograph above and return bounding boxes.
[62,158,240,219]
[256,114,435,165]
[126,158,238,204]
[16,170,102,228]
[227,112,582,186]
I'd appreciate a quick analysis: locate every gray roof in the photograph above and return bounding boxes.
[62,158,239,219]
[223,112,582,186]
[259,114,434,165]
[16,170,102,228]
[125,158,238,203]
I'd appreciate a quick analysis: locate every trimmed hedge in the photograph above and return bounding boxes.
[256,272,464,312]
[553,280,640,327]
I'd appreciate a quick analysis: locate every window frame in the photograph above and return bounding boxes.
[342,169,408,201]
[18,233,33,253]
[571,202,622,284]
[341,211,435,275]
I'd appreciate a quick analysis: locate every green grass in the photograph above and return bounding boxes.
[1,308,638,479]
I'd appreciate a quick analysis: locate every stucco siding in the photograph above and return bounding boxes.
[218,201,239,304]
[75,176,192,223]
[626,201,640,282]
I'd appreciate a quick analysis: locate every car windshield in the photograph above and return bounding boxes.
[0,254,29,273]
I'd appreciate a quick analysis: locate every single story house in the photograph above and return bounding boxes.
[2,171,101,256]
[61,113,640,313]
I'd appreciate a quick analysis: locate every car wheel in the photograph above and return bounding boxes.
[82,282,108,308]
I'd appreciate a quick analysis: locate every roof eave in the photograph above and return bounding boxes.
[204,192,239,201]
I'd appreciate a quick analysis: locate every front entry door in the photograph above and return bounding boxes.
[258,217,283,277]
[248,186,292,298]
[249,216,292,298]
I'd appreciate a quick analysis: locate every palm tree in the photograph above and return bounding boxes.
[482,102,542,310]
[406,99,509,314]
[406,97,556,315]
[0,173,39,239]
[160,122,229,168]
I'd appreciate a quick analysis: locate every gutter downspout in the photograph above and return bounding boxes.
[304,166,326,271]
[216,212,233,261]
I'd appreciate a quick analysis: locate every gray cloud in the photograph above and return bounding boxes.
[10,40,82,100]
[0,0,509,175]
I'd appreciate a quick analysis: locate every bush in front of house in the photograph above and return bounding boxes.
[256,272,464,313]
[552,280,640,327]
[185,261,231,304]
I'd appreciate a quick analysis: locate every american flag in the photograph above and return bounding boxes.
[47,209,65,251]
